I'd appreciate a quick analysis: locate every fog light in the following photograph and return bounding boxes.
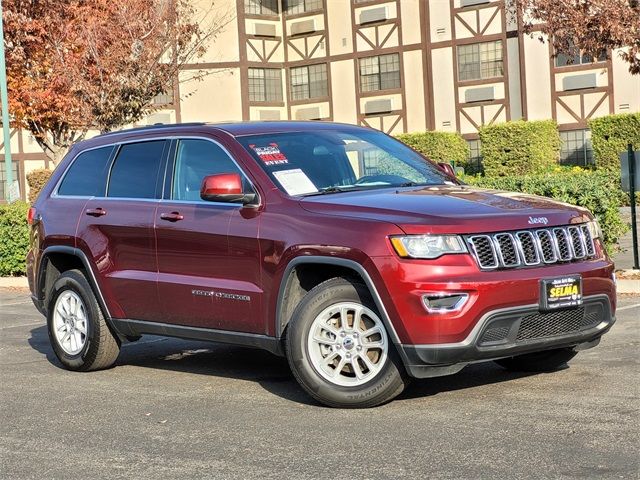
[422,293,469,313]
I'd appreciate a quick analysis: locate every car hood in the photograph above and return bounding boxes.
[299,185,591,234]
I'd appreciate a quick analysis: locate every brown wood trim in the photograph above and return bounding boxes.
[500,1,511,122]
[556,86,609,97]
[243,13,281,21]
[548,41,557,123]
[351,0,391,6]
[458,76,505,87]
[421,0,434,130]
[284,9,324,20]
[359,87,403,98]
[516,5,528,120]
[248,100,286,107]
[553,61,608,74]
[181,62,243,70]
[289,95,331,106]
[452,1,499,14]
[450,0,461,132]
[395,0,407,132]
[322,0,334,121]
[606,57,615,114]
[237,0,250,120]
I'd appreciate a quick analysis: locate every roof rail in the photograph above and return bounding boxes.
[98,122,208,137]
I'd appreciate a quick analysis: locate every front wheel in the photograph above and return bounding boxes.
[494,348,578,372]
[285,277,409,408]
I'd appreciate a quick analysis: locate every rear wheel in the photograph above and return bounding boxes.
[47,269,120,371]
[494,348,578,372]
[285,277,409,408]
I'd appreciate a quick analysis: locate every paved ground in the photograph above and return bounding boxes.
[1,289,638,480]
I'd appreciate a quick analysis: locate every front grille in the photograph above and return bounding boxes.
[467,224,596,270]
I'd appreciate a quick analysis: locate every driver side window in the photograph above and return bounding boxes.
[172,139,243,202]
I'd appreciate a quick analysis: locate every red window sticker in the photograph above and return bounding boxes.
[250,143,289,166]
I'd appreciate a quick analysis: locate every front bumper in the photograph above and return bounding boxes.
[397,294,615,378]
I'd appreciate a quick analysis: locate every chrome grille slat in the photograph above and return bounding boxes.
[515,231,540,265]
[468,235,498,269]
[467,224,596,270]
[493,233,520,267]
[553,227,572,261]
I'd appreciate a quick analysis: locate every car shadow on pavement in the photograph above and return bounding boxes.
[29,325,540,406]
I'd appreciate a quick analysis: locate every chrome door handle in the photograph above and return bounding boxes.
[85,208,106,217]
[160,212,184,222]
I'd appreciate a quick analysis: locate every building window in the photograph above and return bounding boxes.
[467,139,483,172]
[555,45,607,67]
[359,54,401,92]
[285,0,322,15]
[289,64,328,101]
[457,41,503,81]
[560,130,593,166]
[244,0,279,15]
[0,161,19,202]
[248,68,283,102]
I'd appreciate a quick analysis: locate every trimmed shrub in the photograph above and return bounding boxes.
[396,131,470,168]
[0,201,30,276]
[589,112,640,170]
[464,169,627,250]
[26,168,54,204]
[479,120,561,177]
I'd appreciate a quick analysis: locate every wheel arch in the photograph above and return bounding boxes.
[275,256,401,344]
[38,246,112,321]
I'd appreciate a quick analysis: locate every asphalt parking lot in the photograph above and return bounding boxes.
[1,289,638,479]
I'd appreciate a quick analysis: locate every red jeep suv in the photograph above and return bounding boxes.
[26,122,616,408]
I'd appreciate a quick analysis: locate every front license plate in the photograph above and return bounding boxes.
[540,275,583,311]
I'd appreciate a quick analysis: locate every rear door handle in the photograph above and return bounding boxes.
[85,208,106,217]
[160,212,184,222]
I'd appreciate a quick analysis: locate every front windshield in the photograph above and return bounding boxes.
[236,129,453,196]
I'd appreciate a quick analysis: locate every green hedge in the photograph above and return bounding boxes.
[396,131,470,168]
[464,169,627,250]
[589,112,640,170]
[479,120,561,177]
[0,202,30,276]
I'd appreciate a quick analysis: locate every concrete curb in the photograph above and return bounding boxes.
[0,277,29,288]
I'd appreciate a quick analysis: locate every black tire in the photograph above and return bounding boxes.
[46,269,120,371]
[285,277,410,408]
[494,348,578,372]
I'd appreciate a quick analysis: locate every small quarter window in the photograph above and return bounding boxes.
[107,141,166,199]
[58,146,114,197]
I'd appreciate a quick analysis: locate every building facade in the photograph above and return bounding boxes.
[2,0,639,201]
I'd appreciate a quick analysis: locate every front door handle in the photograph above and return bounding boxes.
[85,208,106,217]
[160,212,184,222]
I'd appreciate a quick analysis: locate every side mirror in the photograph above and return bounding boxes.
[200,173,256,205]
[438,162,457,178]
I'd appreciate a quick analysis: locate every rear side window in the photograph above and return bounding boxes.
[58,146,113,196]
[108,141,166,199]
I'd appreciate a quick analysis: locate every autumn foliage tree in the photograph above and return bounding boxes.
[4,0,232,163]
[514,0,640,75]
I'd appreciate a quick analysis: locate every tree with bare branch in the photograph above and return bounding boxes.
[4,0,233,164]
[514,0,640,75]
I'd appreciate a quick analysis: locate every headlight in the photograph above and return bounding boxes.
[586,220,602,239]
[390,235,467,259]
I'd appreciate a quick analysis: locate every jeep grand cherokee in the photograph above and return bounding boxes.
[26,122,616,408]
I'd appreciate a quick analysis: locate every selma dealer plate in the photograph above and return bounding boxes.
[540,275,583,311]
